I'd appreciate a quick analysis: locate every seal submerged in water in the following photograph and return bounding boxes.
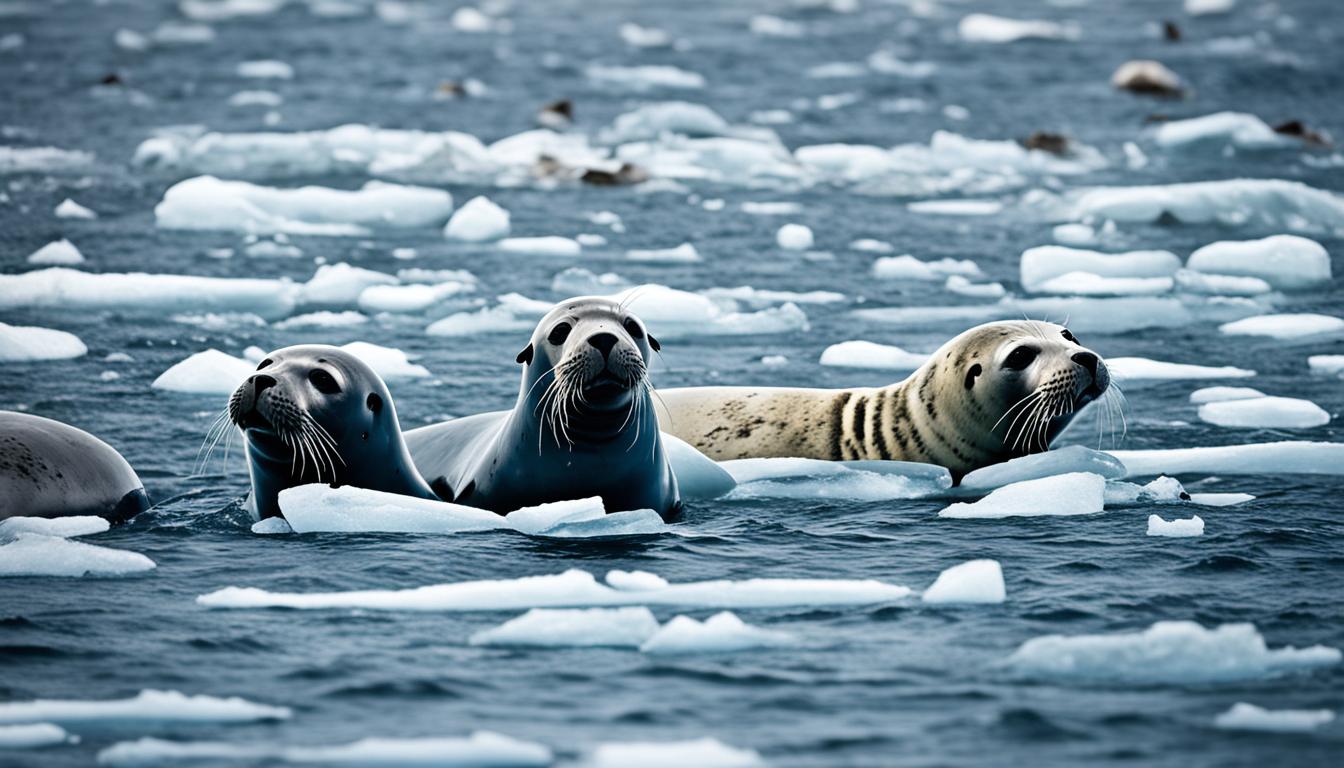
[228,345,438,520]
[654,321,1111,481]
[406,297,681,520]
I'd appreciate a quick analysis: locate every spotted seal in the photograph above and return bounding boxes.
[0,411,150,521]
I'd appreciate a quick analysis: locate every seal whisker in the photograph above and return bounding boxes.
[1000,390,1046,445]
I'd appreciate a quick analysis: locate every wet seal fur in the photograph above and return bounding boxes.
[406,297,680,520]
[228,345,437,520]
[0,411,150,522]
[654,321,1111,482]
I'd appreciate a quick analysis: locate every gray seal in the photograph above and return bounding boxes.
[0,411,150,522]
[228,344,438,520]
[406,297,681,520]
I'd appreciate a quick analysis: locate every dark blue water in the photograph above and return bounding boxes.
[2,0,1343,765]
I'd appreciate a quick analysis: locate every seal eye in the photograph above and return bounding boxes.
[308,369,341,394]
[256,358,273,370]
[1003,346,1038,371]
[548,322,572,346]
[623,318,644,340]
[1061,329,1079,344]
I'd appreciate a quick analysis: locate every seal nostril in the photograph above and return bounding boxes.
[251,374,277,400]
[1071,352,1099,377]
[587,332,618,358]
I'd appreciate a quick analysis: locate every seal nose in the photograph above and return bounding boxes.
[587,332,618,359]
[1071,352,1099,378]
[250,373,277,406]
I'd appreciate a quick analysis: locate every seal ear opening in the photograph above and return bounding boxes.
[964,363,982,390]
[516,343,533,365]
[366,393,383,414]
[648,335,661,352]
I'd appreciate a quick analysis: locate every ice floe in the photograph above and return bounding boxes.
[300,262,396,308]
[151,349,253,395]
[750,14,804,38]
[872,255,982,281]
[0,516,109,539]
[470,607,660,648]
[1198,396,1329,429]
[1033,273,1174,296]
[356,281,470,314]
[627,243,700,263]
[1005,621,1341,685]
[921,560,1005,604]
[0,723,74,749]
[236,59,292,79]
[584,738,764,768]
[0,146,93,174]
[700,286,844,307]
[1113,442,1344,477]
[586,64,705,90]
[339,342,430,380]
[1308,355,1344,375]
[443,195,509,241]
[425,306,535,337]
[0,534,155,578]
[498,236,581,256]
[1173,269,1272,296]
[958,447,1126,492]
[640,612,794,654]
[1147,514,1204,537]
[27,238,84,265]
[1108,357,1254,382]
[1152,112,1293,151]
[597,102,759,144]
[939,473,1106,518]
[1186,235,1330,290]
[819,340,927,370]
[1186,0,1237,15]
[0,689,288,725]
[907,199,1003,216]
[54,198,96,219]
[197,568,913,611]
[1213,703,1335,733]
[1189,386,1265,403]
[1019,246,1180,291]
[609,285,808,338]
[1219,313,1344,340]
[272,310,368,329]
[723,458,951,502]
[944,275,1006,298]
[0,322,87,362]
[97,732,551,767]
[957,14,1079,43]
[1058,179,1344,233]
[776,223,813,250]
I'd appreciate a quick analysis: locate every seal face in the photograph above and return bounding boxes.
[407,298,681,520]
[655,321,1111,481]
[228,345,437,519]
[0,411,149,522]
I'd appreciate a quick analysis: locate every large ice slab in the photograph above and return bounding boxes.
[959,446,1126,491]
[0,516,109,539]
[1153,112,1294,150]
[0,689,289,724]
[640,612,794,654]
[1005,621,1341,684]
[339,342,430,380]
[1186,235,1330,289]
[921,559,1005,604]
[1108,357,1255,382]
[1198,396,1329,428]
[0,723,73,749]
[155,176,453,236]
[470,607,660,648]
[819,340,928,370]
[1113,442,1344,477]
[97,732,551,767]
[1061,179,1344,233]
[0,322,87,362]
[152,349,253,395]
[0,534,155,578]
[0,268,297,319]
[1219,313,1344,340]
[585,738,764,768]
[722,458,951,501]
[1020,246,1180,290]
[197,568,913,611]
[1213,703,1336,733]
[940,473,1106,518]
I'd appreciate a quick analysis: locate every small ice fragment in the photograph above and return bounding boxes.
[586,64,705,91]
[301,262,398,308]
[907,199,1002,216]
[945,275,1005,298]
[819,340,927,370]
[850,238,894,253]
[1147,514,1204,537]
[639,611,794,654]
[1174,269,1272,296]
[498,236,581,256]
[339,341,430,380]
[0,534,155,578]
[0,723,74,749]
[273,310,368,329]
[250,517,292,535]
[606,570,670,591]
[1213,702,1335,733]
[236,60,293,79]
[1219,313,1344,340]
[776,223,813,250]
[921,559,1005,604]
[619,22,671,48]
[958,13,1079,43]
[0,322,87,362]
[1052,223,1095,245]
[585,738,764,768]
[1189,386,1265,403]
[444,195,510,241]
[750,14,804,38]
[1186,0,1236,16]
[1198,396,1329,429]
[0,516,108,540]
[469,607,659,648]
[54,198,96,219]
[151,349,253,395]
[939,473,1106,519]
[626,243,700,263]
[873,255,982,281]
[27,239,84,265]
[1186,235,1330,290]
[1308,355,1344,375]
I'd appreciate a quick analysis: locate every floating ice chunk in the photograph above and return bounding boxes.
[958,13,1079,43]
[535,509,669,539]
[907,199,1002,216]
[1052,223,1095,245]
[278,485,507,534]
[723,458,951,501]
[1219,313,1344,340]
[1186,235,1330,290]
[0,146,93,174]
[1153,112,1291,151]
[340,341,430,380]
[700,286,845,307]
[54,198,96,219]
[872,255,982,281]
[922,560,1005,604]
[444,195,509,241]
[740,201,803,216]
[1033,272,1173,296]
[155,177,453,236]
[552,268,630,296]
[97,732,550,767]
[606,569,669,592]
[850,238,894,253]
[500,497,610,536]
[152,350,253,395]
[399,268,477,285]
[0,516,108,540]
[807,62,867,79]
[1173,269,1272,296]
[153,21,215,44]
[1198,396,1329,429]
[1005,621,1340,684]
[586,64,705,90]
[819,340,927,370]
[662,433,738,500]
[1064,179,1344,232]
[0,689,287,725]
[619,22,671,48]
[1190,386,1265,403]
[26,238,84,265]
[945,275,1006,298]
[1186,0,1236,16]
[425,306,534,336]
[471,607,660,648]
[1308,355,1344,375]
[301,262,397,307]
[0,534,154,578]
[356,281,469,314]
[0,723,73,748]
[0,322,87,362]
[1147,514,1204,537]
[180,0,284,22]
[750,14,804,37]
[940,473,1106,519]
[1020,246,1180,290]
[1112,442,1344,477]
[1213,703,1335,733]
[173,312,266,330]
[250,517,292,535]
[610,285,807,337]
[867,50,936,78]
[272,310,368,329]
[776,223,813,250]
[1109,357,1254,382]
[498,236,581,256]
[959,447,1126,491]
[598,102,738,144]
[586,738,763,768]
[640,612,794,654]
[243,237,302,258]
[228,89,282,107]
[627,243,700,263]
[197,568,913,611]
[1189,493,1254,507]
[236,59,292,79]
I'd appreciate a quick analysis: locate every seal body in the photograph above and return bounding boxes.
[0,411,149,521]
[228,345,438,520]
[407,297,680,520]
[655,321,1110,481]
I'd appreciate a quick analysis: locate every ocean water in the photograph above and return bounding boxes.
[2,0,1343,765]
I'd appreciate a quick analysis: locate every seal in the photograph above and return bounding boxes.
[406,297,681,520]
[654,321,1111,481]
[228,344,439,520]
[0,411,150,521]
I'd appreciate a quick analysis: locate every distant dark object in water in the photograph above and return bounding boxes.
[1111,60,1184,98]
[537,98,573,129]
[100,73,123,86]
[1020,132,1070,156]
[581,163,649,186]
[436,80,465,98]
[1274,120,1331,147]
[1143,114,1171,124]
[533,153,566,179]
[1163,21,1181,42]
